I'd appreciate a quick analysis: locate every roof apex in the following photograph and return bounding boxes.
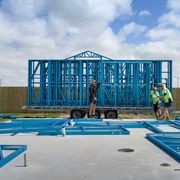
[65,50,112,60]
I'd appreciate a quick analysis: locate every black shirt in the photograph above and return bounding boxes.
[89,82,100,98]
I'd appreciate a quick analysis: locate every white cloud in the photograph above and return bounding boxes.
[118,22,147,41]
[158,0,180,28]
[159,12,180,28]
[139,10,151,17]
[147,28,180,41]
[0,0,179,88]
[0,0,133,86]
[133,0,180,86]
[128,4,180,87]
[167,0,180,12]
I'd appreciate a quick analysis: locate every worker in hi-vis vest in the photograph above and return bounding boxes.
[158,83,173,120]
[150,87,161,119]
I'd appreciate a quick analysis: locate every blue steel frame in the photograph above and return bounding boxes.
[147,133,180,162]
[62,120,130,135]
[0,119,66,135]
[0,119,130,136]
[0,145,27,168]
[1,118,179,162]
[28,50,172,107]
[0,119,179,136]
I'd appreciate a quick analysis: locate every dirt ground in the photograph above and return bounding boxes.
[0,111,180,121]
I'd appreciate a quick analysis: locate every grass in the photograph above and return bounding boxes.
[0,111,179,122]
[15,112,67,118]
[0,112,68,122]
[118,112,180,120]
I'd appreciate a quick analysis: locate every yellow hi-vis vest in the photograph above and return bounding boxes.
[151,91,160,104]
[162,87,173,103]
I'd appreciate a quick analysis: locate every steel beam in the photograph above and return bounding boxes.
[146,133,180,162]
[28,51,172,108]
[0,145,27,168]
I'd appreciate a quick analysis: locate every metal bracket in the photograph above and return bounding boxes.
[0,145,27,168]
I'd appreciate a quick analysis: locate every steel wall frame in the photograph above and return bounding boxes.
[146,133,180,162]
[0,119,178,135]
[1,118,179,161]
[28,51,172,107]
[0,145,27,168]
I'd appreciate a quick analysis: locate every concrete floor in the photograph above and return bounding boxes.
[0,128,180,180]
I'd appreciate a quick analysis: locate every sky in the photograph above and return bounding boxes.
[0,0,180,87]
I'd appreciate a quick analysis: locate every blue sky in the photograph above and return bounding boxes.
[112,0,167,32]
[0,0,179,86]
[110,0,168,44]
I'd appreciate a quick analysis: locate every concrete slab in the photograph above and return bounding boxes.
[158,125,180,132]
[0,128,179,180]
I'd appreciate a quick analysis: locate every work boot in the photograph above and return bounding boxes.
[158,115,165,120]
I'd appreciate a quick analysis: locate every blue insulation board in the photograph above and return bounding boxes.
[146,133,180,162]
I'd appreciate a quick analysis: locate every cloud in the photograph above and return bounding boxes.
[147,27,180,41]
[133,0,180,86]
[0,0,179,88]
[118,22,147,42]
[159,12,180,28]
[139,10,151,17]
[158,0,180,28]
[167,0,180,12]
[0,0,133,86]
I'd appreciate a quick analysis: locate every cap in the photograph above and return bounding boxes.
[91,79,96,84]
[158,83,164,88]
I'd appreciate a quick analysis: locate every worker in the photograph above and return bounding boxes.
[150,87,161,119]
[158,83,173,120]
[89,80,100,118]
